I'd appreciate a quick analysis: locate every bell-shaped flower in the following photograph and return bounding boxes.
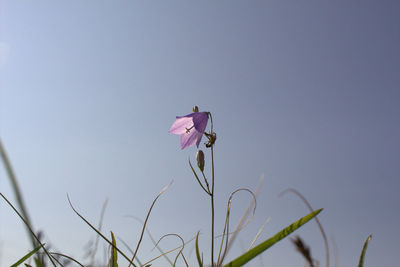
[169,112,209,149]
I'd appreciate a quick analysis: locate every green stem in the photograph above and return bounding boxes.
[211,139,214,267]
[201,171,210,193]
[211,145,215,267]
[208,112,215,267]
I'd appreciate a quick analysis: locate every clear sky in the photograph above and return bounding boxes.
[1,1,399,266]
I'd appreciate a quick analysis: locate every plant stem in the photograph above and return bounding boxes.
[211,145,215,267]
[207,112,216,267]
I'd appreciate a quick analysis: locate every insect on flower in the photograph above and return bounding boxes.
[204,132,217,148]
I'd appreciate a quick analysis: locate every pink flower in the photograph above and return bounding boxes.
[169,112,209,149]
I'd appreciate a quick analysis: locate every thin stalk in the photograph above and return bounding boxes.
[201,171,210,193]
[129,181,173,267]
[211,185,215,267]
[218,188,256,266]
[67,195,137,267]
[210,112,215,267]
[124,216,173,266]
[280,188,329,267]
[90,199,108,264]
[0,192,56,266]
[216,205,230,266]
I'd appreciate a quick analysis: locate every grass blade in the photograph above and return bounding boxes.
[67,195,137,267]
[195,231,203,267]
[125,216,173,266]
[248,217,271,250]
[0,140,39,260]
[189,159,210,195]
[154,233,188,267]
[0,192,56,266]
[129,181,173,267]
[140,236,197,267]
[280,188,330,267]
[225,175,263,258]
[89,198,109,264]
[110,232,118,267]
[117,237,143,266]
[223,208,323,267]
[358,235,372,267]
[47,252,85,267]
[11,244,44,267]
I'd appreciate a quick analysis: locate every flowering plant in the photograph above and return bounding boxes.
[169,106,323,267]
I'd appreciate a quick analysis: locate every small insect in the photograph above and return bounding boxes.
[204,132,217,148]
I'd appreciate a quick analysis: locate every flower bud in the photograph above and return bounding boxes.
[192,106,199,113]
[196,150,205,172]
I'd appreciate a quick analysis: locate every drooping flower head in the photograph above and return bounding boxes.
[169,111,209,149]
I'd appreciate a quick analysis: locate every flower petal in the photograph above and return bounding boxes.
[195,131,204,147]
[180,129,202,149]
[192,112,208,133]
[169,116,193,135]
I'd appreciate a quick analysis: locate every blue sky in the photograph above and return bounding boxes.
[0,1,399,266]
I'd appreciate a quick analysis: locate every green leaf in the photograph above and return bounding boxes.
[11,244,43,267]
[110,231,118,267]
[195,231,203,267]
[358,234,372,267]
[224,208,323,267]
[189,159,210,195]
